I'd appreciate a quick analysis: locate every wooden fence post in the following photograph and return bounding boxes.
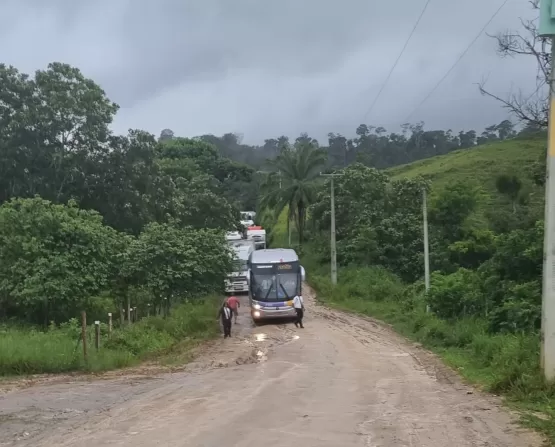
[94,321,100,350]
[81,311,87,362]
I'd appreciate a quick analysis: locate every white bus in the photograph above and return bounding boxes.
[246,248,306,322]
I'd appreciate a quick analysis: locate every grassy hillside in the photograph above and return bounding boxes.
[387,134,544,185]
[268,135,546,248]
[387,135,545,225]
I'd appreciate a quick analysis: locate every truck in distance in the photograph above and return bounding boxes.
[225,240,255,294]
[246,225,266,250]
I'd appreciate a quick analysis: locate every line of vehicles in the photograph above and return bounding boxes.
[225,211,305,324]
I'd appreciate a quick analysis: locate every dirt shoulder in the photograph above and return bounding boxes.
[0,288,545,446]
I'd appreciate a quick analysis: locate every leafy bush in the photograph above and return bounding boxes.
[427,269,485,319]
[0,197,127,325]
[487,281,541,333]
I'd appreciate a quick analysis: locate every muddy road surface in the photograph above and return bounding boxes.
[0,288,544,446]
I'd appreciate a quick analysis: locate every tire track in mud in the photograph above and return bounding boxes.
[305,288,462,387]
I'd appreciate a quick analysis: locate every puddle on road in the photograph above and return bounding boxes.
[254,333,267,342]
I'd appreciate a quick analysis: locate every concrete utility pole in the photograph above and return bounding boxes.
[288,218,292,246]
[539,0,555,380]
[320,173,344,285]
[423,188,431,313]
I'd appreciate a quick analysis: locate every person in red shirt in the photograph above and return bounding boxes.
[226,296,240,324]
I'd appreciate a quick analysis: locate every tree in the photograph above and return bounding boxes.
[309,167,428,281]
[260,140,326,244]
[0,62,118,205]
[159,128,174,142]
[429,181,478,244]
[156,137,243,229]
[479,0,549,129]
[124,222,233,316]
[495,173,523,213]
[0,197,125,325]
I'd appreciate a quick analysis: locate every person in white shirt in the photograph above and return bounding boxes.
[292,295,305,328]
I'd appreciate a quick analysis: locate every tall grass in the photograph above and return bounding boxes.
[0,296,221,376]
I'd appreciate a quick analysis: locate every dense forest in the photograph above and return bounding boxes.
[162,118,531,172]
[0,62,249,326]
[0,60,537,328]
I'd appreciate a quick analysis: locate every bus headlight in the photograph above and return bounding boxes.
[253,304,261,310]
[253,311,261,318]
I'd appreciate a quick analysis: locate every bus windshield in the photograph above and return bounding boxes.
[277,273,299,298]
[250,264,300,301]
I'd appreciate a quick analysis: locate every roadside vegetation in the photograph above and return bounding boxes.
[264,134,554,440]
[0,298,220,376]
[0,63,253,376]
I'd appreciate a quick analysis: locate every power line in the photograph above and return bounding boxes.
[362,0,432,121]
[404,0,509,123]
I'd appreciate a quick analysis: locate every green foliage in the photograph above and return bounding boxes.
[0,61,244,378]
[428,181,478,243]
[260,140,327,244]
[0,197,125,325]
[0,62,245,342]
[387,136,545,228]
[496,173,522,204]
[447,228,496,269]
[427,269,485,319]
[0,297,220,376]
[124,222,233,313]
[310,164,428,281]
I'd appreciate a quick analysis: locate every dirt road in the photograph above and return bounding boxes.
[0,288,544,446]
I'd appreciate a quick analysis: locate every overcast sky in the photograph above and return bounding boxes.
[0,0,541,144]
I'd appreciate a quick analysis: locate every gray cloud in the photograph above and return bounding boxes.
[0,0,541,144]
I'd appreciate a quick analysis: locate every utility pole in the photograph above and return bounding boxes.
[539,1,555,380]
[320,173,343,285]
[288,218,292,246]
[422,188,430,312]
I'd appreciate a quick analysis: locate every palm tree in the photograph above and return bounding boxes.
[260,141,326,245]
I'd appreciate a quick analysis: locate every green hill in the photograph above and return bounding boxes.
[266,135,546,245]
[387,135,546,225]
